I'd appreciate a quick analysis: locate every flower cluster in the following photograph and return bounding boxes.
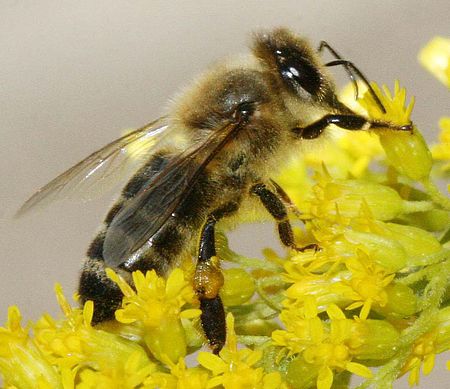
[1,38,449,388]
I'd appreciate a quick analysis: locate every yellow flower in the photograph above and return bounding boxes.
[2,36,450,389]
[307,169,412,222]
[418,36,450,88]
[73,351,157,389]
[36,284,158,387]
[107,268,201,363]
[144,357,210,389]
[273,300,373,389]
[401,307,450,386]
[431,117,450,173]
[343,251,395,319]
[0,306,61,388]
[359,82,433,181]
[198,313,286,389]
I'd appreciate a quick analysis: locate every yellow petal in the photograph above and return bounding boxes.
[423,353,436,375]
[346,362,373,378]
[317,366,334,389]
[198,352,226,375]
[166,268,186,299]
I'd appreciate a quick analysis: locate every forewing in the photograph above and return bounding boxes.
[16,117,174,216]
[103,121,242,268]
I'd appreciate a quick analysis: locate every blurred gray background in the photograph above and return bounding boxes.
[1,1,449,387]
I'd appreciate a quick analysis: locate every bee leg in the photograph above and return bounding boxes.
[195,203,239,353]
[269,178,302,218]
[251,183,318,252]
[292,114,412,140]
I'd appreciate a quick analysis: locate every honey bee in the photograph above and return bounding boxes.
[18,28,411,353]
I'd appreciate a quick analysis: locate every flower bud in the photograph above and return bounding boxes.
[220,268,255,306]
[384,223,442,266]
[377,283,417,318]
[144,318,187,363]
[312,178,406,221]
[350,319,400,360]
[285,356,319,389]
[378,126,432,181]
[344,230,407,272]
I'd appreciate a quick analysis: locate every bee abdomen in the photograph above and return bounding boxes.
[78,257,123,323]
[122,152,171,199]
[79,151,183,323]
[86,230,106,260]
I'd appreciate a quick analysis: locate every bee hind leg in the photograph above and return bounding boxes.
[195,203,239,353]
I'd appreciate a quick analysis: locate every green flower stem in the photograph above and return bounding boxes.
[255,278,284,313]
[399,253,450,285]
[422,177,450,210]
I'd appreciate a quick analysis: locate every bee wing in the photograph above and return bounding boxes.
[16,117,174,216]
[103,120,242,268]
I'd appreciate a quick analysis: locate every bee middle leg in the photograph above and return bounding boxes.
[251,183,317,252]
[195,202,239,353]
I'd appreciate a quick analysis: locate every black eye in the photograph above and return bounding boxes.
[275,48,322,96]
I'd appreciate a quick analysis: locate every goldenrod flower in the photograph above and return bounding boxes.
[431,117,450,174]
[198,314,286,389]
[273,299,373,389]
[343,251,395,319]
[401,307,450,386]
[307,169,427,222]
[144,357,210,389]
[0,306,61,388]
[107,268,201,363]
[418,36,450,88]
[1,37,449,389]
[361,82,434,181]
[73,350,157,388]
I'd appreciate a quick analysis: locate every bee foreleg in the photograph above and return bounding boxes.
[251,183,318,252]
[293,114,369,139]
[292,114,412,140]
[195,203,239,353]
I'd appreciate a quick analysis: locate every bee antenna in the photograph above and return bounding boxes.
[318,41,387,114]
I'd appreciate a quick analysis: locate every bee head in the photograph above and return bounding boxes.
[253,28,338,106]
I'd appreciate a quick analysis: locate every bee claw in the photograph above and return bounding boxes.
[294,243,321,253]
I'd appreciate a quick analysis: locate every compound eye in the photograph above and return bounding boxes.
[276,48,322,96]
